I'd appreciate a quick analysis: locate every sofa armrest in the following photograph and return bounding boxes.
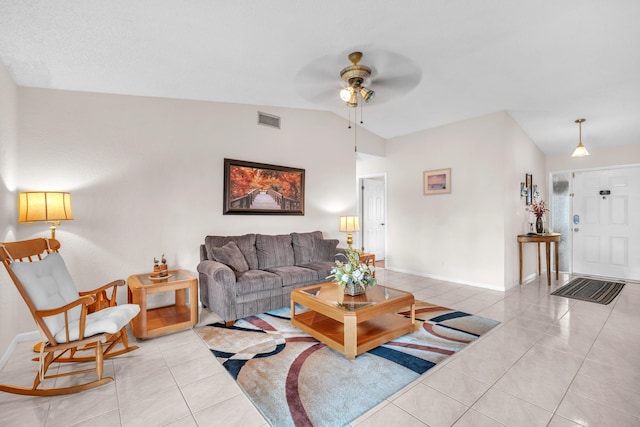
[197,260,234,281]
[197,260,238,322]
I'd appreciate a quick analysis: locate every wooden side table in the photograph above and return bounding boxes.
[517,233,561,286]
[358,252,376,277]
[127,269,198,339]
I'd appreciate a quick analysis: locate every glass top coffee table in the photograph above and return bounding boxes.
[290,282,415,359]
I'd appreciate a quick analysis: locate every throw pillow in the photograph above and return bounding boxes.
[312,237,339,262]
[205,234,258,270]
[212,241,250,273]
[291,231,323,265]
[256,234,295,269]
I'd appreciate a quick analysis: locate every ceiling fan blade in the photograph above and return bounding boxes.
[303,87,340,104]
[372,72,422,92]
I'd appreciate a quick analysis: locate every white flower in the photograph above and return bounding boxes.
[326,248,377,289]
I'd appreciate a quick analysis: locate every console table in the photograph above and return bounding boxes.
[517,233,561,286]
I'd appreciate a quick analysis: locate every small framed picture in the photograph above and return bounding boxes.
[423,168,451,195]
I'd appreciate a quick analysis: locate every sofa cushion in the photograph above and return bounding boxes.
[211,241,249,273]
[235,269,282,295]
[312,237,339,262]
[266,266,318,286]
[291,231,323,265]
[205,234,259,270]
[256,234,295,269]
[300,261,335,282]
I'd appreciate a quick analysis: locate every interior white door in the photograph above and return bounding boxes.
[362,178,385,260]
[572,166,640,280]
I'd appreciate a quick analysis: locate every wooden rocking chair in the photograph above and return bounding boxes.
[0,238,140,396]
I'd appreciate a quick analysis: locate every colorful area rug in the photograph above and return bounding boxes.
[551,277,625,305]
[195,301,500,427]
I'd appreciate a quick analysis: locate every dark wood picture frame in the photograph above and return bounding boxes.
[223,158,305,215]
[525,173,533,205]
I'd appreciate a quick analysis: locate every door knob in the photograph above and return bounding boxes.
[574,227,579,232]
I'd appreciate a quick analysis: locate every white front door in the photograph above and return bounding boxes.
[572,166,640,280]
[361,178,386,260]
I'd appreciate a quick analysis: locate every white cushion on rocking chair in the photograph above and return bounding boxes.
[57,304,140,343]
[10,252,140,343]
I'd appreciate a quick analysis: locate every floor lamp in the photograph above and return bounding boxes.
[18,191,73,352]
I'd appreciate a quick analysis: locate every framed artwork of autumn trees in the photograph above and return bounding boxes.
[223,158,305,215]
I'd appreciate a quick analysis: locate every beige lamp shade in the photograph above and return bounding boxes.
[19,192,74,222]
[19,192,73,239]
[339,216,360,232]
[339,216,360,248]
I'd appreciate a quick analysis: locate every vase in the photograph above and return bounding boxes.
[344,282,367,296]
[536,216,544,233]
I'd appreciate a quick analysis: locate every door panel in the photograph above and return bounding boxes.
[362,178,385,260]
[572,166,640,280]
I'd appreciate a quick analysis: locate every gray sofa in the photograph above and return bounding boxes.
[197,231,340,324]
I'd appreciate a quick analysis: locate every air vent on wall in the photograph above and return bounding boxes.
[257,111,281,129]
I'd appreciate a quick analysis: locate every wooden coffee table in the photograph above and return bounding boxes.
[290,282,415,359]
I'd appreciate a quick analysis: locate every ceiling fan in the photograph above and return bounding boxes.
[294,49,422,109]
[339,52,375,107]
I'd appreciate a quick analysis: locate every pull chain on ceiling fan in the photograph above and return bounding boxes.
[338,52,375,153]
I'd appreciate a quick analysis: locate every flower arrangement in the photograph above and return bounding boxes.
[327,248,377,295]
[527,197,548,218]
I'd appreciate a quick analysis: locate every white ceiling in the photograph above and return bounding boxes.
[1,0,639,155]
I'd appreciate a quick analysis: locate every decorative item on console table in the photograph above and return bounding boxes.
[327,248,377,296]
[527,197,549,233]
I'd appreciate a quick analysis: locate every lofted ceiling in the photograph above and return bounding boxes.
[1,0,639,155]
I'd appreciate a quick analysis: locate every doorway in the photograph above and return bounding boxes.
[552,165,640,280]
[359,175,386,262]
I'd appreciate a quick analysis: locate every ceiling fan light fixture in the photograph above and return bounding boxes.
[347,91,358,107]
[339,52,375,108]
[339,87,352,102]
[360,86,375,103]
[571,118,590,157]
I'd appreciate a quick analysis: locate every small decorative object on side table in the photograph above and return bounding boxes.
[327,248,376,296]
[527,197,549,234]
[127,269,198,339]
[151,254,169,279]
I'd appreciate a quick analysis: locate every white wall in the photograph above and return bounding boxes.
[2,87,384,357]
[546,144,640,173]
[16,88,384,287]
[357,111,545,290]
[0,59,22,356]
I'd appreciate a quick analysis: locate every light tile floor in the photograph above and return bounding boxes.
[1,268,638,427]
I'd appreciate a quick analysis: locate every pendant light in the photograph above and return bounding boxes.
[572,118,589,157]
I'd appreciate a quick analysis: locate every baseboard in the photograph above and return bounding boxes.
[385,267,505,291]
[0,330,40,370]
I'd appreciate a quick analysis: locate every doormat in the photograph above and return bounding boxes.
[551,277,625,305]
[195,301,500,427]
